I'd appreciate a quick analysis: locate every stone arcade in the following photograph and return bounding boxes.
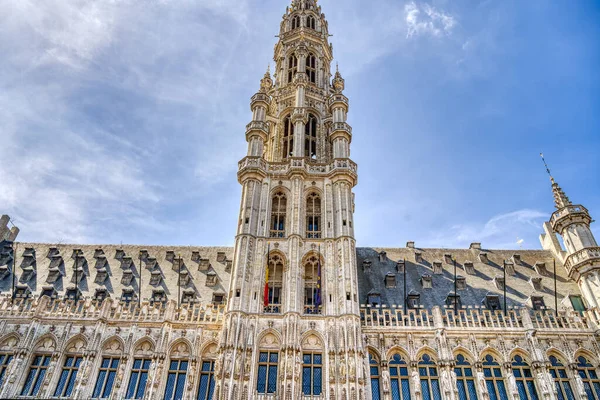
[1,1,600,399]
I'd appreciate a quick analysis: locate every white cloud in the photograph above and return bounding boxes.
[405,1,456,39]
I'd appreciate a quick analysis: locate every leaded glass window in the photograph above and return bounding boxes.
[306,193,322,239]
[164,359,188,400]
[21,355,51,397]
[265,254,284,314]
[389,354,410,400]
[370,353,381,400]
[126,358,151,399]
[304,254,322,314]
[455,355,478,400]
[282,116,294,159]
[307,15,316,30]
[0,353,13,387]
[53,356,83,398]
[92,357,120,399]
[197,361,215,400]
[512,356,539,400]
[549,356,575,400]
[577,356,600,400]
[291,16,300,30]
[302,353,322,395]
[270,192,287,238]
[482,355,508,400]
[257,352,278,394]
[288,55,298,83]
[418,354,441,400]
[306,54,317,84]
[304,114,318,158]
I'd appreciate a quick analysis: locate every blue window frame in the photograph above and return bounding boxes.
[54,356,83,398]
[389,354,410,400]
[126,358,151,399]
[483,355,508,400]
[455,355,478,400]
[21,355,52,397]
[197,360,215,400]
[0,353,13,387]
[577,356,600,400]
[549,356,575,400]
[257,352,278,394]
[92,357,120,399]
[164,359,188,400]
[418,354,441,400]
[511,356,539,400]
[370,353,381,400]
[302,353,322,395]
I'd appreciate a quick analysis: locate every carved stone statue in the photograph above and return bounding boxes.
[412,370,421,394]
[537,373,550,397]
[381,369,391,393]
[441,370,452,395]
[477,372,489,395]
[508,373,518,397]
[575,375,586,397]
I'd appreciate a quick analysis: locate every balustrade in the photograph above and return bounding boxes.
[564,246,600,272]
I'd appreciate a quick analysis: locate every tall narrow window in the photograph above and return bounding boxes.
[270,192,287,238]
[20,355,52,397]
[126,358,152,399]
[306,193,321,239]
[302,353,322,396]
[389,354,410,400]
[54,356,83,398]
[164,359,188,400]
[257,352,278,394]
[418,354,441,400]
[549,356,575,400]
[304,114,317,158]
[303,254,321,314]
[455,354,478,400]
[197,360,215,400]
[282,115,294,159]
[307,15,316,30]
[265,253,284,314]
[482,355,508,400]
[291,15,301,30]
[576,356,600,400]
[0,353,13,387]
[92,357,120,399]
[288,55,298,83]
[512,356,539,400]
[370,353,381,400]
[306,53,317,84]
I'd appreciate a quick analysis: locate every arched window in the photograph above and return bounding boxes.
[306,193,321,239]
[291,15,301,30]
[576,356,600,400]
[257,351,279,394]
[455,354,478,400]
[307,15,316,30]
[126,340,154,400]
[306,53,317,84]
[54,340,85,399]
[92,339,123,399]
[389,354,410,400]
[418,354,441,400]
[303,254,321,314]
[21,355,52,397]
[288,54,298,83]
[511,355,539,400]
[164,343,190,400]
[482,354,508,400]
[0,352,13,387]
[302,353,322,396]
[282,115,294,159]
[304,114,317,158]
[369,353,381,400]
[270,192,287,238]
[265,253,284,313]
[197,359,216,400]
[549,355,575,400]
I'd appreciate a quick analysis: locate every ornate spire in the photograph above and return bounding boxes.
[291,0,318,10]
[332,63,345,93]
[541,153,572,210]
[259,65,273,93]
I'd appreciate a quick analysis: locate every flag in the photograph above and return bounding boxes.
[315,246,322,307]
[264,244,270,307]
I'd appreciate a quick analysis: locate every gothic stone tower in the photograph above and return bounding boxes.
[214,0,366,399]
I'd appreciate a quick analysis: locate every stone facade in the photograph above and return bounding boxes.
[0,1,599,399]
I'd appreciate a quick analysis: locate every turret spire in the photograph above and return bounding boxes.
[541,153,572,210]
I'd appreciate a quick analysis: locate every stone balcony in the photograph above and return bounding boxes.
[327,94,349,109]
[250,92,271,107]
[246,121,269,137]
[331,122,352,135]
[564,246,600,279]
[238,157,357,180]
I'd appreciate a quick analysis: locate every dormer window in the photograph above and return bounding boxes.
[94,256,107,270]
[93,248,104,258]
[530,296,545,310]
[512,254,522,265]
[145,258,158,269]
[166,251,175,262]
[95,268,108,284]
[212,293,225,305]
[463,261,475,275]
[485,295,501,311]
[479,252,489,264]
[569,295,586,313]
[198,259,211,272]
[455,276,466,290]
[182,289,196,304]
[47,247,59,258]
[529,277,543,291]
[217,252,226,263]
[149,271,162,286]
[20,267,35,282]
[121,270,134,286]
[444,254,453,264]
[446,293,461,309]
[307,15,316,30]
[225,260,232,272]
[206,270,218,287]
[396,260,405,273]
[415,252,423,263]
[94,288,109,302]
[14,285,32,299]
[432,261,443,275]
[534,262,548,276]
[0,265,9,280]
[367,292,381,306]
[115,249,125,259]
[151,289,167,304]
[41,286,57,299]
[385,273,396,289]
[494,276,505,290]
[191,251,200,262]
[121,257,133,269]
[65,287,81,301]
[70,267,85,284]
[362,260,372,272]
[420,274,433,289]
[179,271,190,286]
[46,267,62,283]
[121,289,135,303]
[407,292,421,309]
[23,247,36,257]
[504,261,515,276]
[291,15,301,30]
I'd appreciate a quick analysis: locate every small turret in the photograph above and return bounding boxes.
[332,63,345,93]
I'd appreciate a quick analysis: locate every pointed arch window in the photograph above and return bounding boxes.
[511,356,539,400]
[302,353,322,395]
[164,359,188,400]
[389,354,410,400]
[576,356,600,400]
[92,357,120,399]
[549,356,575,400]
[197,360,215,400]
[54,356,84,398]
[257,351,278,394]
[291,15,301,30]
[306,53,317,84]
[307,15,316,30]
[418,354,441,400]
[304,114,317,158]
[0,353,12,388]
[369,353,381,400]
[288,54,298,83]
[455,354,478,400]
[306,193,321,239]
[482,355,508,400]
[21,355,52,397]
[265,253,284,313]
[270,192,287,238]
[304,254,321,314]
[282,115,294,159]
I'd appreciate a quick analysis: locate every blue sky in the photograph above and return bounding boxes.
[1,0,599,250]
